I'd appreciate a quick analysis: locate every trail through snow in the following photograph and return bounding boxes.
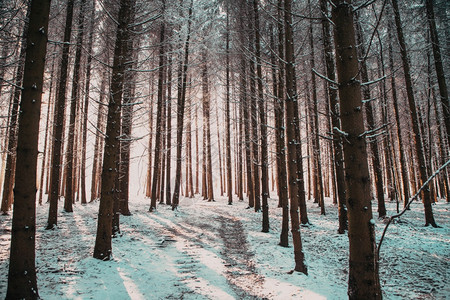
[0,195,449,299]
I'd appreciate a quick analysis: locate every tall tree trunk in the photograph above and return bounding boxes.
[216,107,224,197]
[93,0,135,260]
[388,19,410,206]
[275,1,289,246]
[284,0,307,274]
[6,0,50,297]
[165,47,173,204]
[331,1,381,298]
[241,57,254,208]
[252,0,269,230]
[355,15,386,218]
[145,81,154,198]
[391,0,438,227]
[202,51,214,202]
[308,4,325,214]
[172,0,193,210]
[47,0,75,229]
[150,16,166,212]
[320,0,347,233]
[225,7,233,205]
[80,2,95,205]
[64,0,87,212]
[248,26,261,212]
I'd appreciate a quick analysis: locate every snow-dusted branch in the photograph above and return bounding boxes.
[377,159,450,258]
[312,68,338,86]
[361,75,386,86]
[333,127,348,137]
[359,123,389,138]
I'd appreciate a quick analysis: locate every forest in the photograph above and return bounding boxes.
[0,0,449,299]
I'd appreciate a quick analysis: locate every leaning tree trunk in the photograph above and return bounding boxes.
[6,0,50,297]
[391,0,437,227]
[93,0,135,260]
[331,1,382,298]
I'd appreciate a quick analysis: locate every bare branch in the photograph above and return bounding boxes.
[377,159,450,258]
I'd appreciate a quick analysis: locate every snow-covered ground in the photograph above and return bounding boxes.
[0,195,448,299]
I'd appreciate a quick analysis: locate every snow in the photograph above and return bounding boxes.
[0,195,449,299]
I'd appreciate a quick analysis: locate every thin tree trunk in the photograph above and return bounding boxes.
[320,0,347,233]
[276,0,289,246]
[165,47,173,204]
[47,0,75,229]
[355,15,386,218]
[80,2,95,205]
[145,81,154,198]
[284,0,307,274]
[388,19,410,206]
[150,16,166,211]
[202,51,214,202]
[308,4,325,214]
[253,0,269,230]
[225,7,233,205]
[391,0,438,227]
[64,0,87,212]
[172,0,193,210]
[93,0,135,260]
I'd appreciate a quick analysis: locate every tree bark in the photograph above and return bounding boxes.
[5,0,50,297]
[331,1,381,298]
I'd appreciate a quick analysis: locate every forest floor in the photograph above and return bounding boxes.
[0,194,449,299]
